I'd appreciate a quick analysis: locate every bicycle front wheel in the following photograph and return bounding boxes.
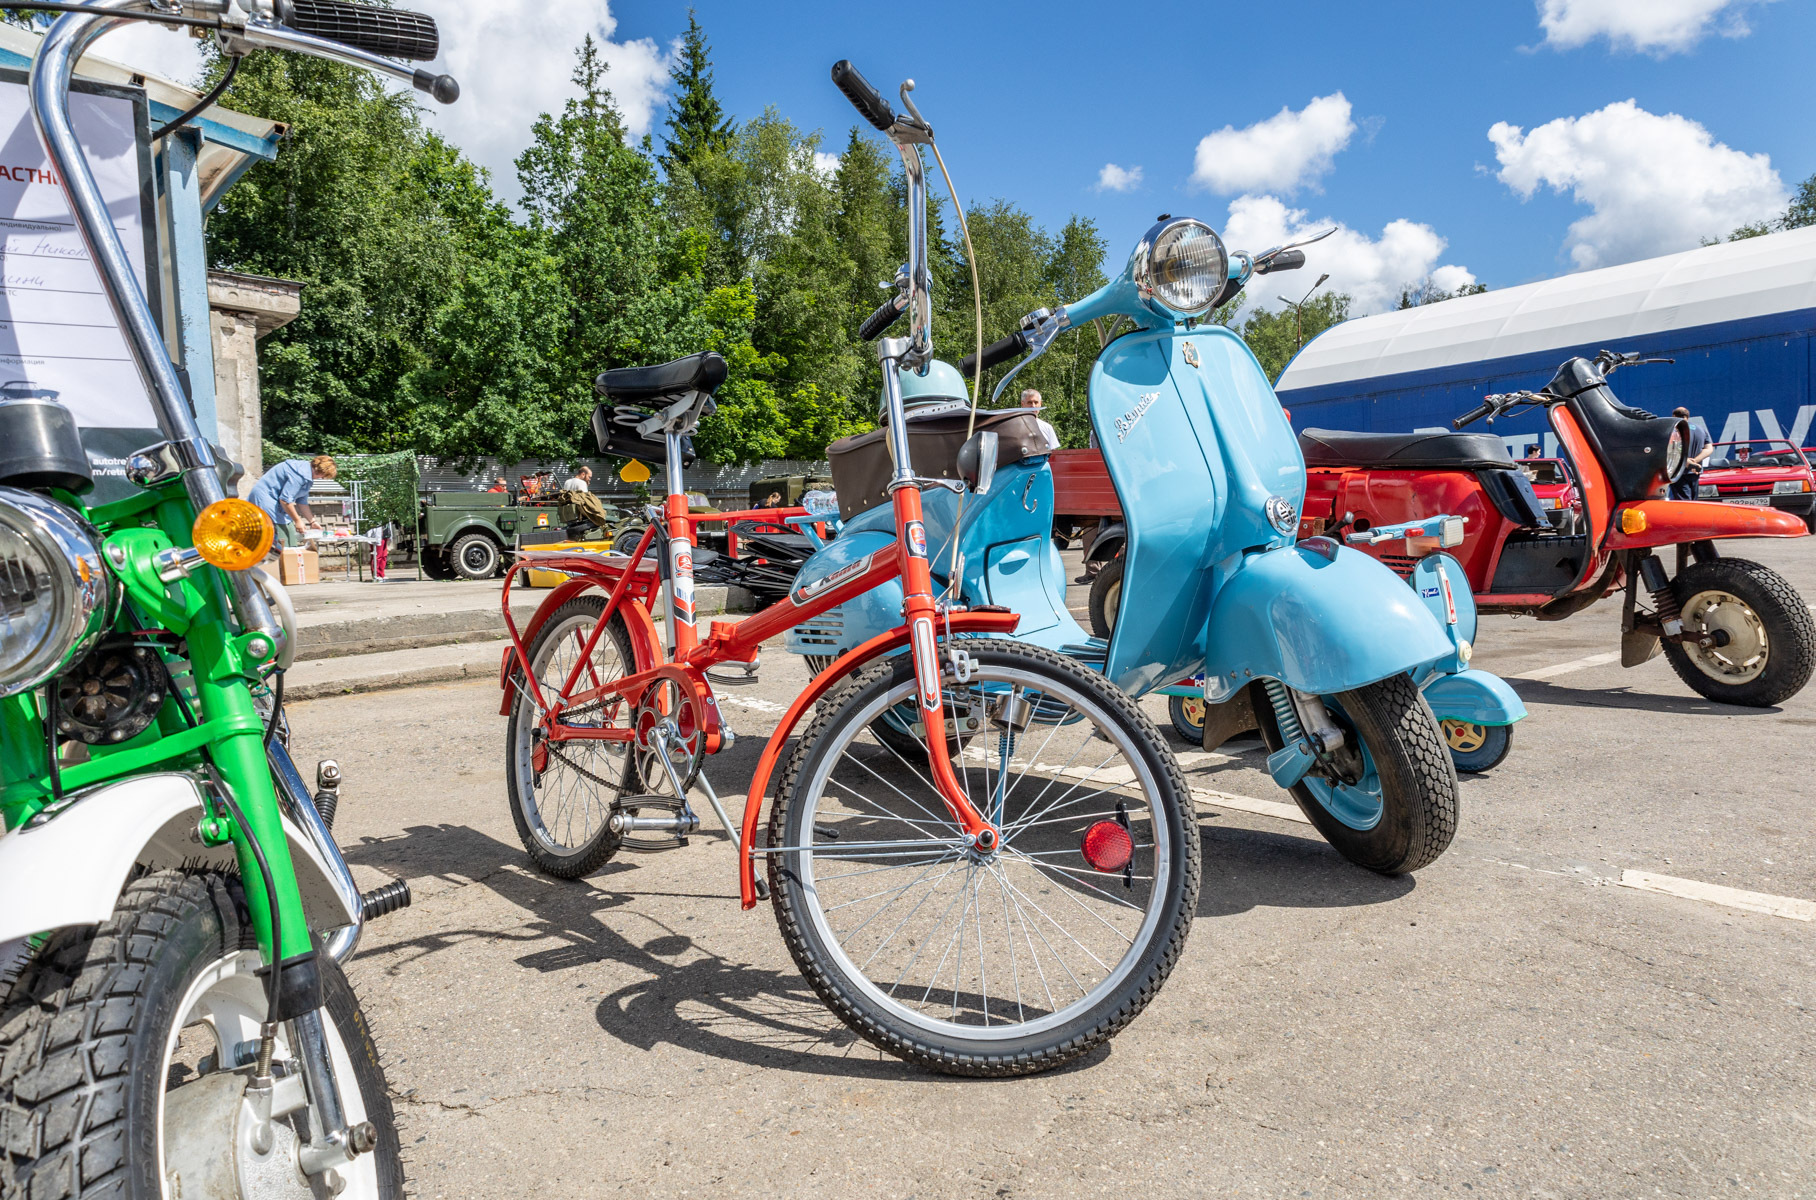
[767,642,1199,1076]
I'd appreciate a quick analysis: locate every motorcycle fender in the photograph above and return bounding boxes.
[1203,542,1452,699]
[781,530,903,657]
[1419,668,1527,727]
[0,773,356,945]
[1603,499,1808,548]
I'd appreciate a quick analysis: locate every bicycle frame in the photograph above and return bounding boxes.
[501,101,1016,907]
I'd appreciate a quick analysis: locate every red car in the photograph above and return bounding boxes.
[1696,439,1816,531]
[1516,456,1581,535]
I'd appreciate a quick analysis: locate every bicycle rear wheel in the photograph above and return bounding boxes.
[505,597,638,877]
[767,642,1199,1076]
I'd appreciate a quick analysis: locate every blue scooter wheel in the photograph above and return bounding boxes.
[1441,720,1512,773]
[1167,695,1205,743]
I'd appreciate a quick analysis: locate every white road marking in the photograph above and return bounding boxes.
[719,694,785,715]
[1617,870,1815,921]
[1510,651,1622,681]
[1192,786,1309,825]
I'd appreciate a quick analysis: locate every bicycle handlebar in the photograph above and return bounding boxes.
[830,60,895,131]
[858,295,906,341]
[1452,402,1493,430]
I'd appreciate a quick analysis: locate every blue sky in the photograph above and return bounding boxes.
[106,0,1816,315]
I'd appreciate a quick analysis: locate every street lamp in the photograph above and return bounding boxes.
[1284,273,1331,353]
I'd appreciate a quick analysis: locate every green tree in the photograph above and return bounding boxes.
[1237,291,1353,383]
[1730,170,1816,239]
[1397,279,1488,308]
[206,52,496,452]
[659,11,735,176]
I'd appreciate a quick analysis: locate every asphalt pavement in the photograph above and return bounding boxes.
[285,536,1816,1199]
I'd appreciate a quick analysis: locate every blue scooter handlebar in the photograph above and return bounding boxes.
[958,331,1028,378]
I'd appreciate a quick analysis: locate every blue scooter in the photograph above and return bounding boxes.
[789,217,1524,874]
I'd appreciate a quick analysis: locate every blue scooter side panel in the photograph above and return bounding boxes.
[781,528,903,658]
[1421,669,1527,726]
[1203,542,1453,698]
[1093,327,1307,695]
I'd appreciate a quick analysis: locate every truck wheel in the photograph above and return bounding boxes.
[1087,555,1124,639]
[450,533,502,580]
[1663,558,1816,707]
[421,548,454,580]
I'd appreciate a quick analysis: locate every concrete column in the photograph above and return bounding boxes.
[207,271,302,492]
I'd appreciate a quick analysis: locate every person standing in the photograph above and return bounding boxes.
[1671,407,1712,500]
[1021,388,1061,452]
[562,465,594,493]
[249,454,336,558]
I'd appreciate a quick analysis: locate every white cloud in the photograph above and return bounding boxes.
[1489,99,1787,268]
[412,1,672,202]
[84,3,673,206]
[812,151,841,179]
[1219,194,1475,316]
[1192,94,1354,195]
[1537,0,1776,54]
[1096,163,1143,193]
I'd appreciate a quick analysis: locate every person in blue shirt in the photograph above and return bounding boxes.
[249,455,337,556]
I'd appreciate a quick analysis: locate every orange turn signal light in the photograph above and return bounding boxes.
[192,499,273,570]
[1619,508,1649,535]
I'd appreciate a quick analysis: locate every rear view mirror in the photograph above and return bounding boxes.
[957,431,999,495]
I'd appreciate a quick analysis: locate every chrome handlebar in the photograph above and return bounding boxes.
[29,0,459,654]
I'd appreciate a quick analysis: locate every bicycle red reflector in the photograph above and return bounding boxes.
[1081,821,1133,873]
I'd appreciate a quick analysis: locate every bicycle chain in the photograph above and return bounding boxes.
[541,737,629,796]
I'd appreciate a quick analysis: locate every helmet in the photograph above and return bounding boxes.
[879,359,971,420]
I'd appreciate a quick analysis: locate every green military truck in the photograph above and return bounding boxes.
[415,489,624,580]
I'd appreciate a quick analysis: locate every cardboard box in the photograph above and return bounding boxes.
[277,547,319,586]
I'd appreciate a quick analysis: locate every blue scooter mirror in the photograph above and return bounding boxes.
[956,430,999,494]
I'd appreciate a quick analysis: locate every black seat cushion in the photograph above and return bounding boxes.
[1299,428,1516,471]
[594,351,727,402]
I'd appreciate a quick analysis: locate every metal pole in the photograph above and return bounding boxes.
[1290,273,1331,354]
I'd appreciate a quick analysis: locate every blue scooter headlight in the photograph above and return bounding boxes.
[1134,218,1228,321]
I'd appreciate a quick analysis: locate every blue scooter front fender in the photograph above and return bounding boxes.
[1203,542,1453,699]
[1420,668,1527,726]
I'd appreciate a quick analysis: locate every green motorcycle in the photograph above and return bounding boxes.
[0,2,458,1196]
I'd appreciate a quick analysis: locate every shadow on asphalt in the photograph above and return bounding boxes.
[1509,678,1782,716]
[342,824,1124,1079]
[1194,823,1415,917]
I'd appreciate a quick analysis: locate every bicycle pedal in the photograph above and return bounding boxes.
[608,794,700,852]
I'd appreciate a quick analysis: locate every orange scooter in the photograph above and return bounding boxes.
[1301,351,1816,707]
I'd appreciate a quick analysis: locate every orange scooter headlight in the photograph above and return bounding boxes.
[192,499,274,570]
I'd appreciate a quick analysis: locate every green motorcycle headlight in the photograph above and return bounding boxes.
[0,487,114,698]
[1135,218,1229,320]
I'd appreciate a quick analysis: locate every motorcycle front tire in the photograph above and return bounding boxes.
[0,870,402,1199]
[1254,675,1459,875]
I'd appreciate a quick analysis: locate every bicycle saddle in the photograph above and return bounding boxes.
[594,351,727,402]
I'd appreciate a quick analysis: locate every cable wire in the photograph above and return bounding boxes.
[152,53,238,140]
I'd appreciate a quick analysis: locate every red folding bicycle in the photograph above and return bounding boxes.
[494,63,1198,1076]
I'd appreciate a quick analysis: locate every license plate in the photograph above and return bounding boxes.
[1729,496,1770,506]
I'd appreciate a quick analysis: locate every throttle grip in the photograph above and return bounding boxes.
[831,61,895,132]
[858,297,906,342]
[287,0,440,61]
[958,331,1029,378]
[1257,249,1306,275]
[1453,403,1493,430]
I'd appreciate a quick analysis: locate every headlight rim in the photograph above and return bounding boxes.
[0,486,116,699]
[1132,217,1230,322]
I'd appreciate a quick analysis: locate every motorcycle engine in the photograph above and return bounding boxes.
[55,637,170,745]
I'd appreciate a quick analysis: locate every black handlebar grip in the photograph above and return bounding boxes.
[287,0,440,61]
[1453,402,1493,430]
[858,297,906,342]
[1257,249,1306,275]
[411,69,459,104]
[957,331,1029,378]
[831,61,895,132]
